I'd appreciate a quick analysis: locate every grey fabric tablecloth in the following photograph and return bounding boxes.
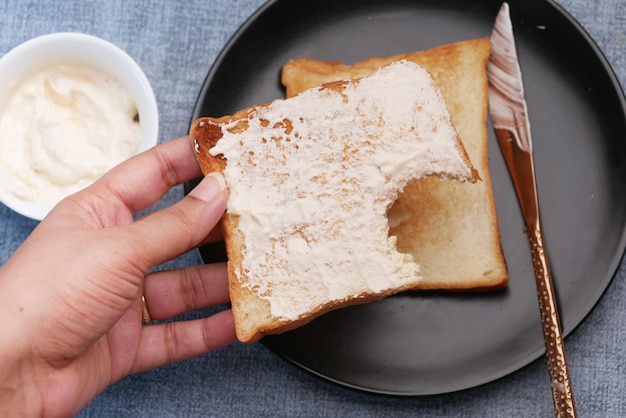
[1,0,625,416]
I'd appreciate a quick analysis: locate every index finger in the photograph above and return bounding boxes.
[94,136,202,213]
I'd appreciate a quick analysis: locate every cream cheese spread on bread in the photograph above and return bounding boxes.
[207,60,475,321]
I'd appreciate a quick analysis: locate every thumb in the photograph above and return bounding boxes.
[126,172,228,269]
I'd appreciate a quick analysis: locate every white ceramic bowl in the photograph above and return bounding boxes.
[0,32,158,220]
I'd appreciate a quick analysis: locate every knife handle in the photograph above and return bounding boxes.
[528,224,577,418]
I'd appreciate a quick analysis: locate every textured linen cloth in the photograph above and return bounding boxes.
[1,0,625,416]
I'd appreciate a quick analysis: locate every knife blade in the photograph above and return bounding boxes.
[487,3,577,417]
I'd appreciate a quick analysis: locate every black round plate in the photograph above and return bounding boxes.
[189,0,626,395]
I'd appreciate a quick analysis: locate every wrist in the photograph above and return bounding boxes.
[0,357,39,417]
[0,285,41,416]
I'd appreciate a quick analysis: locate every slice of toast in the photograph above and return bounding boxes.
[190,60,478,342]
[281,38,508,291]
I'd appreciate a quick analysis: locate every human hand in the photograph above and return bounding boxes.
[0,136,236,417]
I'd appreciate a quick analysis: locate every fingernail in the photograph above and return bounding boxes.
[189,172,226,202]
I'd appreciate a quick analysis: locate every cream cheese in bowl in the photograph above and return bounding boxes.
[0,33,158,220]
[0,63,141,206]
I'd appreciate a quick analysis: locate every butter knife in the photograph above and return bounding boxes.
[487,3,577,417]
